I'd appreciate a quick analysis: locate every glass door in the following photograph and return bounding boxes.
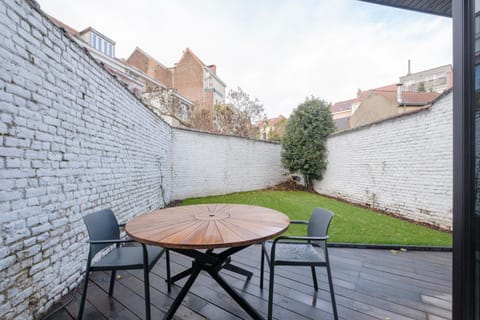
[454,1,480,318]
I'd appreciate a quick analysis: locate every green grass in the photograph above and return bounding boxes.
[182,190,452,247]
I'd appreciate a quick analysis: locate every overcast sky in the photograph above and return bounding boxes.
[37,0,452,118]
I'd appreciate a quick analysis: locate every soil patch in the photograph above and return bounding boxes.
[267,179,308,192]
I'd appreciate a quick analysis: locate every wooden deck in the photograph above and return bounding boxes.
[49,246,452,320]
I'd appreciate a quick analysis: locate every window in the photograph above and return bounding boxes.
[91,33,96,47]
[204,74,211,89]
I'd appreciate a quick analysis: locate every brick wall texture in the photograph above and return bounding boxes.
[171,128,285,200]
[126,48,173,87]
[0,0,174,318]
[0,2,285,318]
[172,50,211,109]
[315,92,453,229]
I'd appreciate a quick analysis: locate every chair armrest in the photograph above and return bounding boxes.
[273,235,329,244]
[88,239,135,245]
[290,220,309,225]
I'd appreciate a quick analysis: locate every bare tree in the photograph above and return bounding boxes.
[227,86,266,124]
[213,87,267,138]
[141,85,192,128]
[141,85,266,139]
[189,108,214,132]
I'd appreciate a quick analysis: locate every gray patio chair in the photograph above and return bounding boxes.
[260,207,338,320]
[77,208,171,320]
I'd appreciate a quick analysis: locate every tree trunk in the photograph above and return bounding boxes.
[304,175,314,191]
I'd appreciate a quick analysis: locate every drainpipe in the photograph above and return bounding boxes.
[397,83,405,113]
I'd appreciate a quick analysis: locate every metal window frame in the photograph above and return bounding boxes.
[453,1,475,319]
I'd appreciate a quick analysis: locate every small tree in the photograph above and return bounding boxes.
[417,82,426,92]
[281,97,335,190]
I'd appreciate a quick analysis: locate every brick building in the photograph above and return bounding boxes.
[48,17,194,127]
[331,84,441,129]
[49,15,226,125]
[127,47,226,112]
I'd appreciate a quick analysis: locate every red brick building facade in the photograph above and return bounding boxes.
[127,48,226,112]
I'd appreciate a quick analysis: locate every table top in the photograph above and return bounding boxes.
[125,204,290,249]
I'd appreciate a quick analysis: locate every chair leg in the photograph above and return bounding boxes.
[325,248,338,320]
[142,245,151,320]
[144,266,151,320]
[267,263,275,320]
[260,244,265,289]
[77,268,90,320]
[108,270,116,296]
[311,266,318,291]
[166,249,171,292]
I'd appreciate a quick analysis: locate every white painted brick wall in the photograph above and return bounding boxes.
[171,128,286,200]
[314,92,453,229]
[0,1,172,318]
[0,1,287,318]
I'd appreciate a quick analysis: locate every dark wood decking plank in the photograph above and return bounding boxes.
[130,263,253,320]
[230,247,447,319]
[74,280,139,319]
[205,254,374,320]
[93,270,209,320]
[46,308,74,320]
[233,246,451,319]
[64,287,108,320]
[165,254,316,320]
[66,246,452,320]
[90,271,166,319]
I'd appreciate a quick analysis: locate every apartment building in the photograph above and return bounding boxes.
[48,16,194,127]
[399,63,453,93]
[128,47,226,112]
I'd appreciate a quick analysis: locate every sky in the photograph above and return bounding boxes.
[37,0,452,118]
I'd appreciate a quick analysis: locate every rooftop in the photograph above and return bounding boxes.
[331,83,441,114]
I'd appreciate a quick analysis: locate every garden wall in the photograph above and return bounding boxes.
[315,92,453,229]
[171,128,285,200]
[0,1,285,318]
[0,0,173,317]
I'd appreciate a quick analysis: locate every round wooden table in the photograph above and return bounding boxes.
[126,204,290,320]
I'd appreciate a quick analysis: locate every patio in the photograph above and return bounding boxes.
[50,245,451,320]
[1,1,465,319]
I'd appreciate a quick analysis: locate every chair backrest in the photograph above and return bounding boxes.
[307,207,334,238]
[83,208,120,258]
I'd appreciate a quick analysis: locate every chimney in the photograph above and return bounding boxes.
[407,59,411,75]
[396,83,403,104]
[357,88,362,97]
[208,64,217,74]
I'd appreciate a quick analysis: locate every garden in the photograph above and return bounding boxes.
[182,189,452,247]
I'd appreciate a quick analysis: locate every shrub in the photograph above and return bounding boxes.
[281,97,335,190]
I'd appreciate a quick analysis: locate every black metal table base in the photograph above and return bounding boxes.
[163,246,263,320]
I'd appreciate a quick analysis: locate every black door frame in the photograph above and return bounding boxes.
[452,1,475,319]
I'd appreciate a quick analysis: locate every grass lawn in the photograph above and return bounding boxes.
[182,190,452,247]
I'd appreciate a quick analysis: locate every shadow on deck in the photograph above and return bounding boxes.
[48,245,452,320]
